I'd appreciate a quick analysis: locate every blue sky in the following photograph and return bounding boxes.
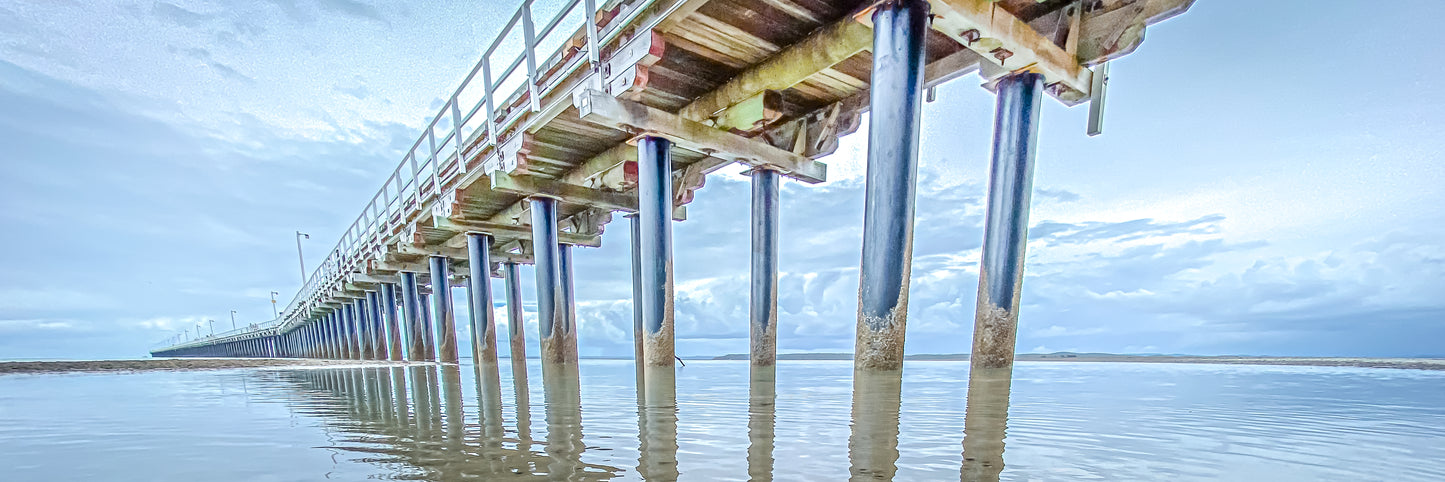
[1,0,1441,360]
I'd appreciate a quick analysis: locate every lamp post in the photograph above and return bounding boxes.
[269,291,280,319]
[295,231,311,284]
[207,320,215,337]
[230,310,237,330]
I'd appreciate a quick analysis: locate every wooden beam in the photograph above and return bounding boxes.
[490,170,639,212]
[922,0,1092,104]
[678,19,873,124]
[575,89,827,183]
[432,216,603,247]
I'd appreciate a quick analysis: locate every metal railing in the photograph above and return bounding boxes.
[154,0,663,353]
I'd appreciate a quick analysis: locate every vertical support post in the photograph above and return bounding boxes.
[467,233,499,366]
[637,136,674,371]
[959,72,1043,480]
[503,262,526,364]
[967,71,1044,388]
[559,243,577,357]
[401,271,430,361]
[530,196,573,365]
[421,292,436,359]
[749,168,781,368]
[855,0,929,371]
[431,255,460,364]
[358,296,375,360]
[627,214,644,386]
[368,291,388,361]
[345,302,361,360]
[382,283,405,361]
[329,311,343,359]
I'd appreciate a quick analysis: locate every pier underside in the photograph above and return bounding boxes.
[153,0,1192,364]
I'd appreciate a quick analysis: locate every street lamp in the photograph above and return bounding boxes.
[230,310,238,330]
[295,231,311,284]
[207,319,215,337]
[270,291,280,319]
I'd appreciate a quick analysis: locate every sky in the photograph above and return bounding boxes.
[1,0,1442,360]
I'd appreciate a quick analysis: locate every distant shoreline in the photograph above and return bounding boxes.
[0,358,402,375]
[711,353,1445,371]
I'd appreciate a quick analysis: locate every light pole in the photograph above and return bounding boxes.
[295,231,311,284]
[269,291,280,319]
[230,310,238,330]
[207,320,215,337]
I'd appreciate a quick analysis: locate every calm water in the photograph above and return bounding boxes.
[1,360,1443,481]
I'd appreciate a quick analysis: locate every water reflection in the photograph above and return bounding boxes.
[747,367,777,481]
[848,369,902,481]
[279,365,623,480]
[640,367,680,481]
[961,367,1010,481]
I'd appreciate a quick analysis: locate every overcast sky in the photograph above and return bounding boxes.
[1,0,1442,360]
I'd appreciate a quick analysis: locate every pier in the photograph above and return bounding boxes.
[149,0,1194,474]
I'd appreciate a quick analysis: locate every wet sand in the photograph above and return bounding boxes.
[0,358,399,375]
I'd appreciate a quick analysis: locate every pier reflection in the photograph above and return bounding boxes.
[960,367,1010,482]
[848,369,902,481]
[278,364,623,480]
[747,367,777,481]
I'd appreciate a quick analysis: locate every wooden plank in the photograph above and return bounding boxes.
[922,0,1092,104]
[679,18,872,123]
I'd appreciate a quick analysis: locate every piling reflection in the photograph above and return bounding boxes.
[277,365,622,480]
[960,367,1010,482]
[848,369,902,481]
[639,367,680,481]
[747,366,777,482]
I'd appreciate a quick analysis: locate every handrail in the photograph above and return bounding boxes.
[154,0,641,353]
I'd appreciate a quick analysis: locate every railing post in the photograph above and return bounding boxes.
[481,57,498,145]
[583,0,600,66]
[451,98,467,173]
[521,1,541,112]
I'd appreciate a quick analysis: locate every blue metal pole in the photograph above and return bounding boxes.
[969,71,1043,371]
[503,262,526,364]
[466,233,499,366]
[400,271,429,361]
[358,296,375,360]
[382,283,404,361]
[368,290,387,361]
[419,291,436,360]
[559,243,577,362]
[960,72,1044,481]
[855,0,929,371]
[529,196,568,365]
[637,135,674,369]
[627,214,644,384]
[750,168,781,368]
[431,255,460,364]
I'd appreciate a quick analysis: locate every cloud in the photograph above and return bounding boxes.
[151,2,211,29]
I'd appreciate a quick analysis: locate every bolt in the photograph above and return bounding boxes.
[959,29,981,46]
[990,48,1013,64]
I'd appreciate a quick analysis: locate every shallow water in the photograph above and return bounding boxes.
[1,360,1443,481]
